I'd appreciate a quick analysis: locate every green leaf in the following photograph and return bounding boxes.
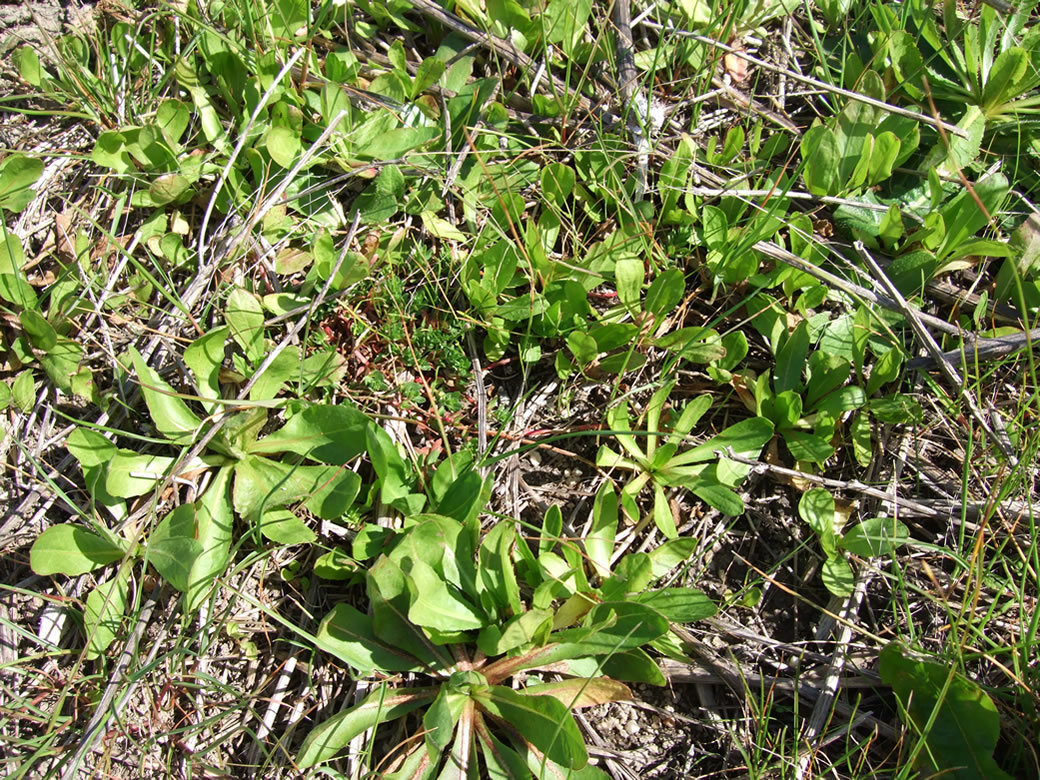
[614,257,644,311]
[850,411,873,468]
[233,455,360,520]
[478,609,553,656]
[183,326,229,413]
[258,508,316,544]
[18,309,55,353]
[841,516,909,557]
[479,521,524,619]
[631,588,716,622]
[540,163,575,207]
[83,570,129,659]
[821,555,854,596]
[784,431,835,464]
[652,482,678,539]
[801,126,839,196]
[774,321,809,393]
[149,504,203,592]
[225,288,265,364]
[316,603,423,673]
[689,479,744,515]
[298,684,435,768]
[16,46,45,88]
[266,124,301,168]
[149,173,191,206]
[406,558,485,633]
[249,403,369,462]
[645,269,685,318]
[982,47,1028,111]
[369,556,454,671]
[366,423,416,506]
[130,347,203,444]
[0,154,44,212]
[880,643,1012,780]
[357,126,440,160]
[105,451,182,497]
[185,466,234,614]
[477,685,588,769]
[11,370,34,413]
[799,488,837,554]
[586,481,617,579]
[666,417,774,467]
[31,525,124,576]
[647,538,696,579]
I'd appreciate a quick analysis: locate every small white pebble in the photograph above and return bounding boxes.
[625,720,640,736]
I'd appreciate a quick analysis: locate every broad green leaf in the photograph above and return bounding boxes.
[149,504,202,592]
[149,173,191,205]
[666,417,773,467]
[479,521,523,619]
[405,558,485,633]
[30,525,124,576]
[784,431,835,465]
[225,288,265,364]
[477,609,552,656]
[801,126,839,195]
[652,482,678,539]
[297,684,434,768]
[880,643,1012,780]
[186,466,234,614]
[183,326,229,411]
[614,257,644,311]
[130,347,203,445]
[19,309,56,352]
[799,488,837,554]
[66,428,117,468]
[424,685,466,757]
[316,603,423,673]
[83,569,129,659]
[648,538,696,579]
[982,47,1027,111]
[358,126,440,160]
[266,124,301,168]
[645,269,685,318]
[249,403,369,462]
[841,516,909,557]
[476,685,587,769]
[851,411,873,467]
[40,337,86,395]
[258,508,316,545]
[774,320,809,393]
[106,451,200,498]
[480,727,534,780]
[689,479,744,515]
[541,163,575,207]
[821,555,854,597]
[233,455,360,520]
[524,677,632,710]
[554,602,668,652]
[369,556,454,670]
[366,423,415,505]
[586,481,617,579]
[631,588,716,622]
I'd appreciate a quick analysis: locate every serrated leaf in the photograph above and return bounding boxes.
[30,525,124,576]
